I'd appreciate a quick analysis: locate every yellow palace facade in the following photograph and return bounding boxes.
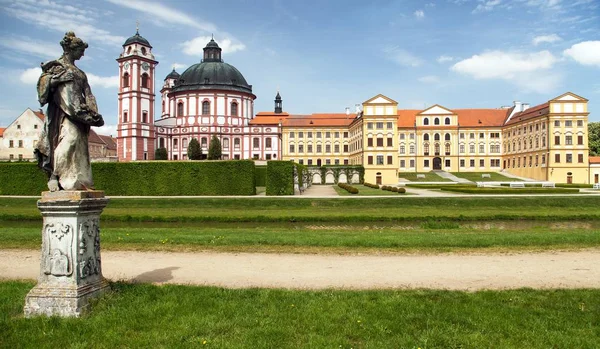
[252,92,592,185]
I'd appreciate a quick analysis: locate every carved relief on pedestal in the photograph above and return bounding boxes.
[42,223,73,277]
[78,218,102,279]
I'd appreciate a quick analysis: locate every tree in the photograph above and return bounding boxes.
[187,138,202,160]
[154,147,168,160]
[208,135,222,160]
[589,122,600,156]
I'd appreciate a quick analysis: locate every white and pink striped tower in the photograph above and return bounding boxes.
[116,29,158,161]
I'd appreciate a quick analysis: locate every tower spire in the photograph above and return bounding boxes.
[136,20,139,34]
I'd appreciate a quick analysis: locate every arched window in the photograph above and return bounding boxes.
[122,72,130,88]
[423,133,430,141]
[123,111,128,123]
[173,138,178,149]
[445,117,450,125]
[141,47,147,55]
[434,143,440,154]
[231,102,238,116]
[127,47,131,54]
[423,118,429,126]
[234,138,240,148]
[445,143,451,154]
[223,138,229,148]
[177,102,184,117]
[201,137,208,147]
[434,118,440,125]
[434,133,440,141]
[142,111,148,123]
[202,101,210,115]
[159,138,165,148]
[445,133,451,141]
[266,138,272,148]
[141,73,149,88]
[423,143,430,155]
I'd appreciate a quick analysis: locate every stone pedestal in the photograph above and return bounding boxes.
[24,191,109,317]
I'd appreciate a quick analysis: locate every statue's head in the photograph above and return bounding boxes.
[60,31,88,60]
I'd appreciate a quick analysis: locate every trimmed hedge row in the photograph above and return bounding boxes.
[363,182,379,189]
[266,161,294,196]
[337,182,359,194]
[0,161,256,196]
[255,166,267,187]
[441,187,580,194]
[381,185,406,194]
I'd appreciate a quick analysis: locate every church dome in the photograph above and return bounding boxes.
[170,39,252,95]
[123,30,152,48]
[165,68,180,80]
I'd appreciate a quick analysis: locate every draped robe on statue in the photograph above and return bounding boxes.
[35,59,103,191]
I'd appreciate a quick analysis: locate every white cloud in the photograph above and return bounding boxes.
[94,124,118,137]
[19,67,41,85]
[451,50,561,93]
[414,10,425,19]
[4,1,125,46]
[106,0,216,32]
[87,74,119,88]
[437,55,454,63]
[0,36,62,59]
[383,46,423,67]
[473,0,502,13]
[563,41,600,66]
[532,34,562,45]
[418,75,440,84]
[182,36,246,56]
[172,63,189,70]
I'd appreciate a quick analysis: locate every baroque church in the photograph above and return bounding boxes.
[116,30,282,161]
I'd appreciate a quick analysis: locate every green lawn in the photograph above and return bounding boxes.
[399,172,451,182]
[450,172,521,182]
[333,184,401,196]
[2,281,598,348]
[2,197,600,222]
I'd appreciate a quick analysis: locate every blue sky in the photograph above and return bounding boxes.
[0,0,599,135]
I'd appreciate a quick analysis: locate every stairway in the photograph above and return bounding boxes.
[434,170,472,183]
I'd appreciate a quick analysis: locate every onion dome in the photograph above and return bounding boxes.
[165,68,180,80]
[123,30,152,48]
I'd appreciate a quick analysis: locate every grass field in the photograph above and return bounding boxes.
[2,281,598,348]
[3,196,600,223]
[333,184,401,196]
[399,172,451,182]
[450,172,520,182]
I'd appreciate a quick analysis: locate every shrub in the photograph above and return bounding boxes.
[363,182,379,189]
[397,187,406,194]
[155,147,168,160]
[187,138,202,160]
[0,161,256,196]
[338,182,359,194]
[207,135,222,160]
[266,161,294,195]
[440,187,579,194]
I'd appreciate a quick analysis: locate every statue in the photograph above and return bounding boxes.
[35,31,104,192]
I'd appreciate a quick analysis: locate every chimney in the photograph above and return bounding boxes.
[514,101,523,112]
[522,103,530,111]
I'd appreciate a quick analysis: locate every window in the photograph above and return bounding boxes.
[343,144,348,152]
[578,135,583,145]
[325,132,331,139]
[542,137,546,147]
[367,123,373,130]
[376,122,383,129]
[460,159,465,167]
[34,124,38,129]
[480,159,484,167]
[289,145,295,153]
[141,73,149,88]
[253,138,260,149]
[445,117,450,125]
[423,118,429,126]
[555,154,560,163]
[400,160,406,168]
[317,132,322,138]
[182,138,188,148]
[423,143,429,156]
[469,144,475,153]
[317,144,322,152]
[434,118,440,125]
[266,138,272,148]
[480,144,485,153]
[554,135,560,145]
[173,138,179,149]
[299,132,304,138]
[566,154,573,163]
[308,132,313,138]
[223,138,229,149]
[410,133,415,140]
[177,102,184,117]
[410,159,415,168]
[386,122,393,129]
[470,159,475,167]
[202,101,210,115]
[298,144,304,152]
[368,138,373,147]
[18,140,23,148]
[542,155,546,164]
[308,159,313,165]
[424,159,430,167]
[434,143,440,155]
[470,133,475,139]
[566,135,572,145]
[565,120,572,127]
[480,133,485,139]
[445,159,451,167]
[333,132,339,138]
[368,156,373,165]
[201,137,207,147]
[334,144,340,153]
[577,120,583,127]
[444,133,451,141]
[141,47,146,55]
[384,155,392,164]
[445,143,450,155]
[409,144,415,154]
[325,144,331,153]
[344,132,348,138]
[554,120,560,127]
[423,134,430,141]
[234,138,240,148]
[231,102,238,116]
[290,132,295,139]
[387,138,392,147]
[308,144,313,153]
[460,144,465,153]
[9,140,13,148]
[434,134,440,141]
[491,159,500,167]
[578,154,584,163]
[460,133,465,139]
[142,111,148,123]
[122,72,129,88]
[399,134,405,140]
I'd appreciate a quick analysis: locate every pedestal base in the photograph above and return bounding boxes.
[24,278,109,317]
[24,190,109,317]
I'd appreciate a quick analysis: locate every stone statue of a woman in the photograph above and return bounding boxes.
[35,31,104,191]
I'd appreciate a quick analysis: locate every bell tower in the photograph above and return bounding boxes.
[116,28,158,161]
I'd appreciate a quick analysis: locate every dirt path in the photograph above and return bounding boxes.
[2,249,599,290]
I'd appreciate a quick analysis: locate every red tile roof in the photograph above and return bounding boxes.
[88,129,105,144]
[0,128,5,137]
[33,110,45,121]
[504,102,549,126]
[589,156,600,164]
[250,112,356,127]
[98,135,117,150]
[397,109,508,128]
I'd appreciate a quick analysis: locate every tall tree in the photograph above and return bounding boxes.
[208,135,222,160]
[154,147,168,160]
[589,122,600,156]
[187,138,202,160]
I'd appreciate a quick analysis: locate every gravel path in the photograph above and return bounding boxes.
[2,249,599,290]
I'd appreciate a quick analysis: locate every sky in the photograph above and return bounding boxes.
[0,0,599,136]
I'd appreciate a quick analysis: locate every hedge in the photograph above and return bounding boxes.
[337,182,359,194]
[255,166,267,187]
[440,187,580,194]
[0,161,256,196]
[266,161,294,196]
